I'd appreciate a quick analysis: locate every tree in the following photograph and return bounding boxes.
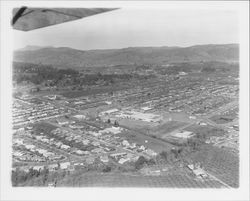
[102,166,111,172]
[42,167,49,185]
[146,158,156,166]
[159,151,168,161]
[114,120,119,127]
[57,162,61,170]
[11,170,18,186]
[135,156,147,170]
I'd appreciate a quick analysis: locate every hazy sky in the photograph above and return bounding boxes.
[13,8,239,50]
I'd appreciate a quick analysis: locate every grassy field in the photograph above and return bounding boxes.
[118,118,156,131]
[151,121,188,137]
[121,131,175,153]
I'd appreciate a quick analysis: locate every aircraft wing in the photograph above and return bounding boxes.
[12,7,119,31]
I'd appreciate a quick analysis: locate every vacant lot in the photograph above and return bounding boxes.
[118,118,156,132]
[152,121,188,137]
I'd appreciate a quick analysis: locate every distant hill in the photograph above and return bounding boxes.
[13,44,239,68]
[16,45,54,51]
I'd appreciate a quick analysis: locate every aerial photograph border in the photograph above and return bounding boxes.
[0,1,249,201]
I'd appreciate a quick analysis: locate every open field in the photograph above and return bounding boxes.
[55,172,225,188]
[160,112,195,123]
[118,119,188,139]
[151,121,188,137]
[118,118,157,131]
[121,131,175,153]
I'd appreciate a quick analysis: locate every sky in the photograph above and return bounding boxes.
[13,8,239,51]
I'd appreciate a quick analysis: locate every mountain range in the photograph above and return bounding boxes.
[13,44,239,68]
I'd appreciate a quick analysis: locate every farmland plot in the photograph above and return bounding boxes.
[57,172,225,188]
[188,144,239,188]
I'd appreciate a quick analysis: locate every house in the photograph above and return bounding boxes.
[100,108,119,116]
[33,165,44,171]
[141,106,152,111]
[82,139,90,145]
[105,101,112,105]
[91,148,104,153]
[110,152,127,158]
[193,168,208,178]
[25,144,35,150]
[100,155,109,163]
[60,162,70,169]
[57,119,69,125]
[139,145,146,151]
[92,141,100,146]
[48,163,58,171]
[144,149,157,156]
[55,142,63,148]
[118,157,130,164]
[61,144,70,150]
[172,130,194,139]
[122,140,130,147]
[86,157,95,164]
[75,150,84,155]
[74,114,86,120]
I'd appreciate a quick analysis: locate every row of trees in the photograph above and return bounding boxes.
[12,167,50,186]
[13,62,154,87]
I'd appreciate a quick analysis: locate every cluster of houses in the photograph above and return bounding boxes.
[109,75,238,118]
[34,127,114,156]
[13,97,69,127]
[84,125,157,158]
[12,138,63,162]
[206,130,239,152]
